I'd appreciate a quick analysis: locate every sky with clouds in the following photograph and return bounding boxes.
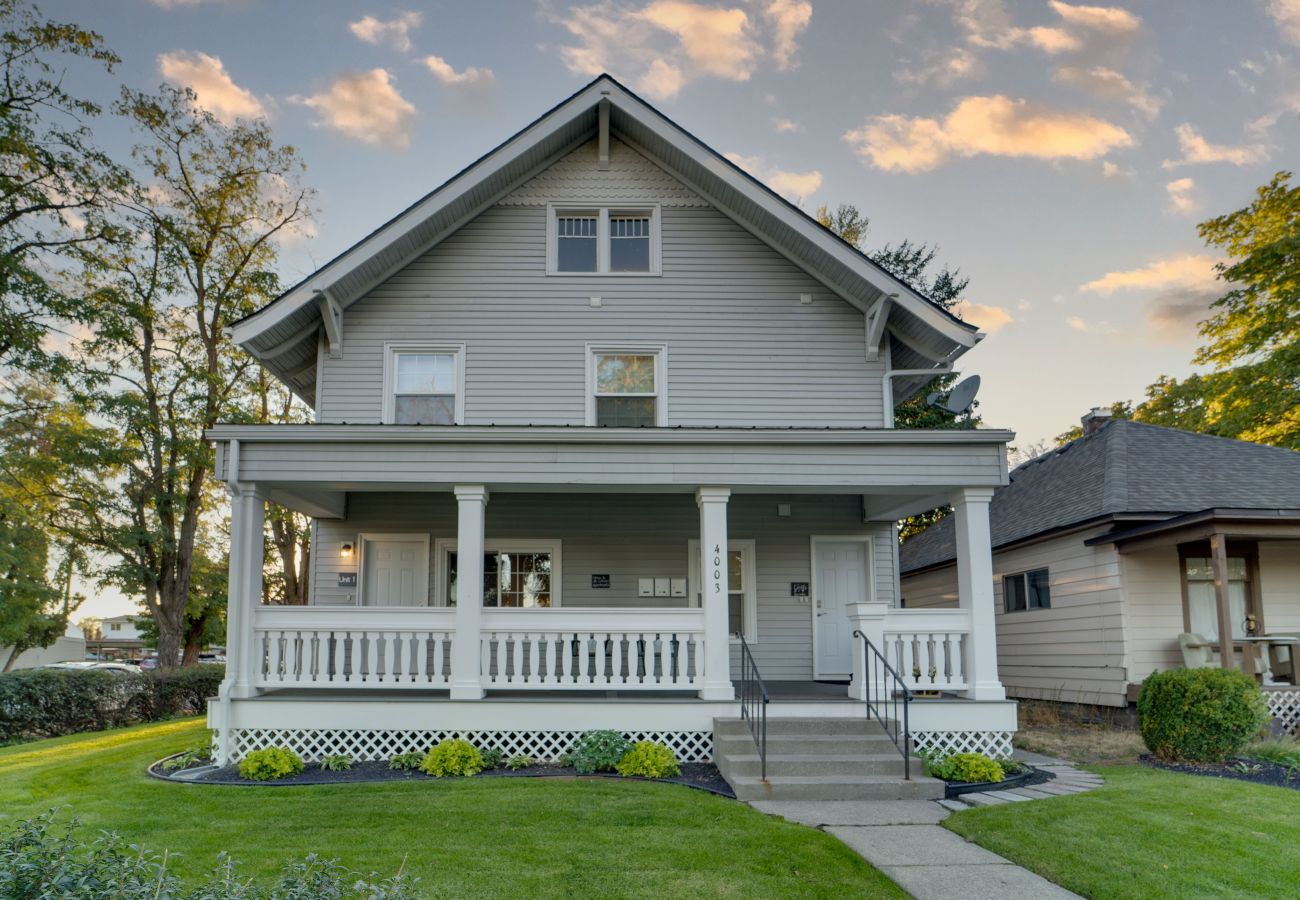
[43,1,1300,616]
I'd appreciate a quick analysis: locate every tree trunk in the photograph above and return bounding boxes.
[154,582,187,671]
[2,645,22,672]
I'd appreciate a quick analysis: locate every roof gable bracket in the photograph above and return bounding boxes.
[864,294,894,361]
[318,289,343,359]
[597,97,611,171]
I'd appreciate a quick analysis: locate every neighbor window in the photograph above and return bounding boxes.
[588,345,665,427]
[1183,555,1251,641]
[549,206,659,274]
[1003,568,1051,612]
[438,540,562,608]
[383,343,464,425]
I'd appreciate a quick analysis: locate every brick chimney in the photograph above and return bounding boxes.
[1081,407,1112,436]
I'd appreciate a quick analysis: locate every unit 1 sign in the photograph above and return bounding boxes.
[337,572,358,588]
[790,582,809,597]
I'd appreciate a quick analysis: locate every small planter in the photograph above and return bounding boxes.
[942,766,1045,799]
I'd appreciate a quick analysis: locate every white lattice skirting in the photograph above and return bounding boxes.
[1267,689,1300,735]
[220,728,713,764]
[912,730,1015,760]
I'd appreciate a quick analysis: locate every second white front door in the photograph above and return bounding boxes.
[360,536,429,606]
[813,539,871,679]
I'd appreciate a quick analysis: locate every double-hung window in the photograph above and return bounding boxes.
[549,205,659,275]
[587,344,666,427]
[1003,568,1051,613]
[383,343,464,425]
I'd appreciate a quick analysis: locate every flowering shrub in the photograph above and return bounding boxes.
[419,739,484,777]
[615,741,681,778]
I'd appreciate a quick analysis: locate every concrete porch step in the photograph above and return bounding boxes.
[716,733,898,756]
[726,773,945,802]
[720,752,909,777]
[714,716,886,736]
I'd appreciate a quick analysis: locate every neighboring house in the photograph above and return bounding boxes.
[87,615,147,660]
[1,635,87,670]
[900,409,1300,731]
[206,75,1016,781]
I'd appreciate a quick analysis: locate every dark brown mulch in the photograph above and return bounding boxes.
[1141,754,1300,791]
[151,757,735,797]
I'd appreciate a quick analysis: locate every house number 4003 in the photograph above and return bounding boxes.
[713,544,722,592]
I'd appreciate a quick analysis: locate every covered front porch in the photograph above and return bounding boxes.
[207,424,1017,763]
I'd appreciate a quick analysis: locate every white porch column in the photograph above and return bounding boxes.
[952,487,1006,700]
[451,485,489,699]
[846,601,889,702]
[696,486,735,701]
[223,484,265,701]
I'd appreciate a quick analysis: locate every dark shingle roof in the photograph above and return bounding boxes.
[899,420,1300,573]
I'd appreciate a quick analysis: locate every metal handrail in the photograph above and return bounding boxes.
[853,630,912,780]
[737,635,770,781]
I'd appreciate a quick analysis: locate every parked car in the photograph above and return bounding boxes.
[44,661,141,676]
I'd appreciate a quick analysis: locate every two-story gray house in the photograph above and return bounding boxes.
[207,75,1016,797]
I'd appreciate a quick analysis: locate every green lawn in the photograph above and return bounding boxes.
[946,764,1300,899]
[0,719,905,899]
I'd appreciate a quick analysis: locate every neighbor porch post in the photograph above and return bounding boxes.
[224,483,266,700]
[451,485,489,699]
[1209,531,1250,675]
[952,487,1006,701]
[697,486,735,701]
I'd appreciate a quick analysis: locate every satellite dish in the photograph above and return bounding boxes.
[927,375,981,417]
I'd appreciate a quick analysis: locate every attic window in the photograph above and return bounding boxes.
[549,205,659,275]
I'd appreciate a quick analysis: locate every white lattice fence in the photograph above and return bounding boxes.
[223,728,713,763]
[912,730,1014,760]
[1267,689,1300,735]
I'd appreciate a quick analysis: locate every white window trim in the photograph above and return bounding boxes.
[546,203,661,276]
[585,343,668,427]
[688,538,757,644]
[381,342,466,425]
[434,538,563,608]
[355,532,431,607]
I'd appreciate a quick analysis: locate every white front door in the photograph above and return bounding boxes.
[813,539,870,679]
[360,537,429,606]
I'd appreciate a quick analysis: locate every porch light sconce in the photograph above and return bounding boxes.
[777,503,792,517]
[340,541,354,559]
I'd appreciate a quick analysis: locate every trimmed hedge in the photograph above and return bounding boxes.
[1138,667,1269,762]
[0,666,224,744]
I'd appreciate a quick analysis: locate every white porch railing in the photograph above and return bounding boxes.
[882,609,973,693]
[479,608,706,691]
[252,606,456,689]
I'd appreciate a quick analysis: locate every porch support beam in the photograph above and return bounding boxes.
[318,289,343,359]
[1209,531,1251,675]
[952,487,1005,700]
[223,483,266,702]
[696,486,735,700]
[451,485,489,699]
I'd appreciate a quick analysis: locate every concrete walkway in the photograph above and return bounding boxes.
[749,753,1103,899]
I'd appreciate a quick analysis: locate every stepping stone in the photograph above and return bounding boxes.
[937,798,970,812]
[962,792,1011,806]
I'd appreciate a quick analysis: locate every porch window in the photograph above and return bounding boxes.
[437,539,562,607]
[1184,556,1250,641]
[382,343,464,425]
[689,538,757,642]
[548,206,659,275]
[1003,568,1050,613]
[587,345,666,427]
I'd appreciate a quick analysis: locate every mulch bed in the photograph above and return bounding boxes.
[1141,754,1300,791]
[150,757,735,797]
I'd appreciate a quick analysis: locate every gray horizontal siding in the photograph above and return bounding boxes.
[311,491,895,681]
[318,201,886,427]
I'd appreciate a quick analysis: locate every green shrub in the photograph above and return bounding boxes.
[160,743,212,772]
[239,747,305,781]
[0,812,419,898]
[506,754,533,770]
[615,741,681,778]
[922,751,1004,783]
[319,753,353,772]
[142,665,225,719]
[567,730,631,774]
[389,751,425,771]
[1244,739,1300,772]
[419,739,484,777]
[480,747,505,769]
[1138,668,1269,762]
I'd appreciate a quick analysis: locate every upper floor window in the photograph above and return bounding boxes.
[586,344,666,427]
[1003,568,1050,613]
[548,205,660,275]
[382,343,465,425]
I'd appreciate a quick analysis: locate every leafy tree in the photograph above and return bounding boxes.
[0,0,125,372]
[134,546,227,665]
[56,85,312,669]
[815,204,977,538]
[251,369,311,605]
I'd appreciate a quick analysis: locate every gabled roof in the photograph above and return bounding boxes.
[230,74,981,406]
[899,419,1300,573]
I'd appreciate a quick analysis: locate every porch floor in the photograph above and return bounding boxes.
[249,680,860,703]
